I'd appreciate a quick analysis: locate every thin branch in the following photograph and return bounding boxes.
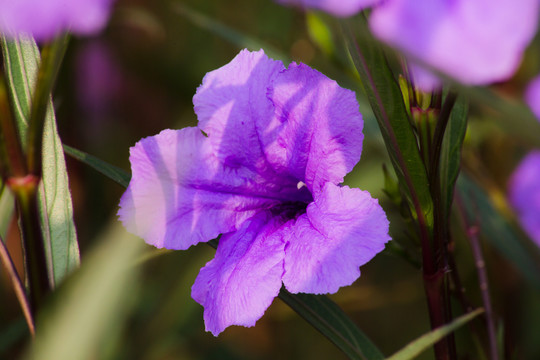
[455,194,499,360]
[0,234,35,337]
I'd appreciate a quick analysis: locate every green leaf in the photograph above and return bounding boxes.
[306,12,335,56]
[386,308,483,360]
[1,35,79,286]
[339,18,433,230]
[172,2,290,63]
[0,36,38,142]
[279,291,385,360]
[452,85,540,148]
[63,145,130,188]
[26,223,143,360]
[0,184,15,240]
[439,97,468,217]
[457,174,540,289]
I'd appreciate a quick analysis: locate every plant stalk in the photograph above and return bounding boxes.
[8,174,50,313]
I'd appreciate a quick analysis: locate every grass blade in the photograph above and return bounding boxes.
[386,308,483,360]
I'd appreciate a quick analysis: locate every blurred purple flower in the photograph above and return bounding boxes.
[525,74,540,120]
[118,49,390,335]
[76,41,122,125]
[370,0,540,90]
[0,0,114,40]
[276,0,379,17]
[509,151,540,246]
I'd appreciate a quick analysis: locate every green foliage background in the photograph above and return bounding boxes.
[1,0,540,359]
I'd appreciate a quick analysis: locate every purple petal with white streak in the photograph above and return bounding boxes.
[118,128,289,250]
[283,183,390,294]
[261,62,364,194]
[191,212,287,335]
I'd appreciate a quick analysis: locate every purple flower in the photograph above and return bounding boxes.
[509,151,540,247]
[276,0,379,17]
[0,0,114,40]
[525,75,540,120]
[118,49,390,335]
[370,0,540,90]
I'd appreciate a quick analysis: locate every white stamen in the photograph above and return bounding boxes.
[297,181,306,190]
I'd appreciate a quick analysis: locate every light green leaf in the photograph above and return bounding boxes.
[0,184,15,240]
[26,223,143,360]
[1,35,79,286]
[386,308,483,360]
[306,12,335,56]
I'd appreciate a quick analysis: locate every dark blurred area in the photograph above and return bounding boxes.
[1,0,540,359]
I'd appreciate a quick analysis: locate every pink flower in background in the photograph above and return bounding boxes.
[509,151,540,246]
[0,0,114,40]
[119,49,390,335]
[525,75,540,120]
[276,0,379,17]
[370,0,540,90]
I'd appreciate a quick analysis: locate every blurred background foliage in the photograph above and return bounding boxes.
[1,0,540,359]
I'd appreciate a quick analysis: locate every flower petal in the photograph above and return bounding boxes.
[191,212,286,335]
[525,75,540,121]
[370,0,539,87]
[193,49,311,202]
[118,128,286,250]
[194,49,282,175]
[276,0,379,17]
[261,62,364,194]
[283,183,390,294]
[0,0,112,40]
[508,151,540,246]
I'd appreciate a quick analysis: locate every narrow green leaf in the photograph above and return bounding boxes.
[340,18,433,229]
[386,308,484,360]
[0,185,15,240]
[439,97,468,217]
[451,85,540,148]
[63,144,130,188]
[172,3,290,63]
[457,175,540,289]
[1,35,79,286]
[26,223,143,360]
[279,291,384,360]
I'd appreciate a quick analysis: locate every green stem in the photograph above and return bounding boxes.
[8,175,50,313]
[26,34,68,176]
[427,94,458,360]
